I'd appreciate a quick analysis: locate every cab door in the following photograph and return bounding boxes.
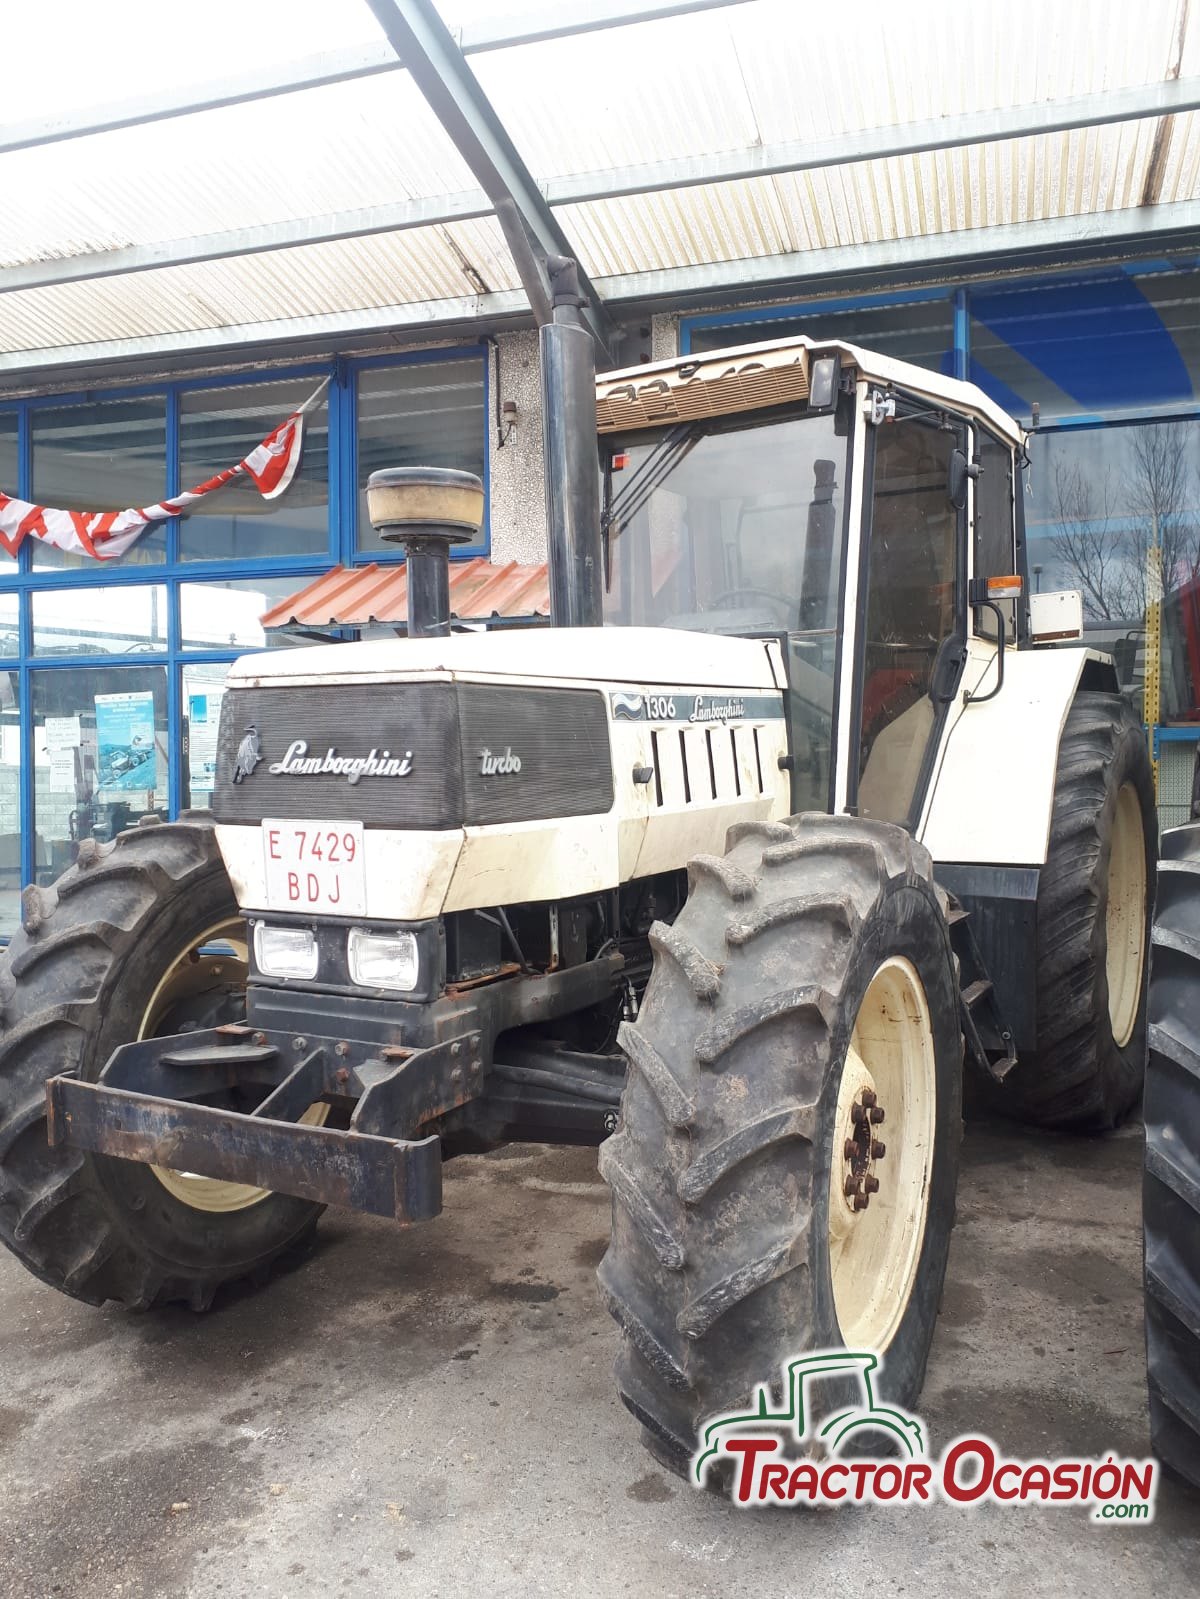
[849,407,967,829]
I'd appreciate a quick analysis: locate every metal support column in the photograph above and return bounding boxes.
[363,0,617,359]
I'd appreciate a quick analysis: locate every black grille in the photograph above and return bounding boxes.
[212,681,612,829]
[458,683,613,823]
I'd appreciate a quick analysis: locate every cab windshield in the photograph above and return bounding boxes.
[602,408,850,638]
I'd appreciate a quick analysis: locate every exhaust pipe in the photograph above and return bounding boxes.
[541,257,603,629]
[366,466,485,638]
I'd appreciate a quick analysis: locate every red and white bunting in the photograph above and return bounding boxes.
[0,378,328,561]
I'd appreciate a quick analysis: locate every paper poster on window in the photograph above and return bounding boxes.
[48,747,77,794]
[94,691,157,798]
[45,716,81,751]
[187,688,224,791]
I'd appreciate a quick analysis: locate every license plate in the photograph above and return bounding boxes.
[262,819,366,916]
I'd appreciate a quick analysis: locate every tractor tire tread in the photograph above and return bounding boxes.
[1145,819,1200,1490]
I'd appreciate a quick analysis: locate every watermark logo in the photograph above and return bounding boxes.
[693,1350,1156,1521]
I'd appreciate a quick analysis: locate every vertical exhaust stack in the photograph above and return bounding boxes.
[541,256,604,628]
[367,466,485,638]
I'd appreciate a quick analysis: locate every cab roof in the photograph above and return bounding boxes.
[596,333,1025,450]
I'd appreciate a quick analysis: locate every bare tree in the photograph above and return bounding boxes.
[1121,424,1200,615]
[1048,423,1200,621]
[1049,456,1126,620]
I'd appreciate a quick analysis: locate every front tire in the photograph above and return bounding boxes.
[0,816,323,1310]
[599,813,962,1473]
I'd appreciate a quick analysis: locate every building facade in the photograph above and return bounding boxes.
[3,253,1200,937]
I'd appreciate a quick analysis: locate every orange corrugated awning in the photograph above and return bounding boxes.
[260,559,551,630]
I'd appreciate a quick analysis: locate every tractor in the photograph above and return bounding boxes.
[0,279,1160,1477]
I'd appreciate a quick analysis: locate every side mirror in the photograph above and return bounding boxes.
[948,448,981,510]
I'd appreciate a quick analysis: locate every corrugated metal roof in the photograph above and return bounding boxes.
[261,559,550,629]
[1,0,1199,370]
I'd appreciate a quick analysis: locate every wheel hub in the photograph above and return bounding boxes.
[842,1087,887,1212]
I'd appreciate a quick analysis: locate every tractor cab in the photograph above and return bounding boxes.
[596,335,1028,830]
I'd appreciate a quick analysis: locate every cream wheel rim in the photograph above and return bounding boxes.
[828,957,937,1353]
[1106,783,1146,1050]
[142,917,328,1213]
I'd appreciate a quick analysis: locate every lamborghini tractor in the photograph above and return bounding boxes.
[0,284,1160,1475]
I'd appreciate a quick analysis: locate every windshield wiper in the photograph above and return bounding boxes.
[603,422,703,541]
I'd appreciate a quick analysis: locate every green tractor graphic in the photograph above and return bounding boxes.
[693,1351,925,1485]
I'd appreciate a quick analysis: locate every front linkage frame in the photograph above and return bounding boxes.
[48,951,625,1222]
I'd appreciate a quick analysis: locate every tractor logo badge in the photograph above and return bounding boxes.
[267,740,414,783]
[233,724,262,784]
[480,747,522,775]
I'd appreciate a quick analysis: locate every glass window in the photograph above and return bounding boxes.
[970,266,1200,423]
[0,671,20,939]
[975,432,1016,580]
[356,359,486,554]
[31,397,168,570]
[0,592,17,658]
[603,411,848,633]
[1027,420,1200,614]
[689,298,954,375]
[32,666,167,884]
[183,662,230,809]
[856,420,960,827]
[1028,419,1200,716]
[974,430,1017,640]
[32,585,167,656]
[180,379,329,562]
[180,576,320,651]
[0,411,17,567]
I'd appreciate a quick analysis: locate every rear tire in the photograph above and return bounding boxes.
[1144,823,1200,1491]
[0,816,323,1310]
[599,813,962,1473]
[1000,691,1155,1131]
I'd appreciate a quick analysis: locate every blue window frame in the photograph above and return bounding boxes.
[0,345,488,938]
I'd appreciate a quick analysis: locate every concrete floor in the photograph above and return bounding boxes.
[0,1117,1196,1599]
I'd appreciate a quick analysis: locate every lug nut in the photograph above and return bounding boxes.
[843,1139,858,1161]
[870,1106,885,1124]
[853,1193,870,1211]
[860,1088,877,1108]
[852,1100,867,1123]
[864,1175,880,1194]
[844,1175,861,1197]
[872,1140,886,1159]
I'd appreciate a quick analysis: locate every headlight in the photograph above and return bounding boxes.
[348,928,419,993]
[253,922,319,981]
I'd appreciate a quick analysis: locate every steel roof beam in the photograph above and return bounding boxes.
[594,198,1200,305]
[5,199,1200,385]
[551,73,1200,204]
[0,193,496,294]
[0,0,748,156]
[362,0,617,352]
[7,74,1200,298]
[0,289,531,383]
